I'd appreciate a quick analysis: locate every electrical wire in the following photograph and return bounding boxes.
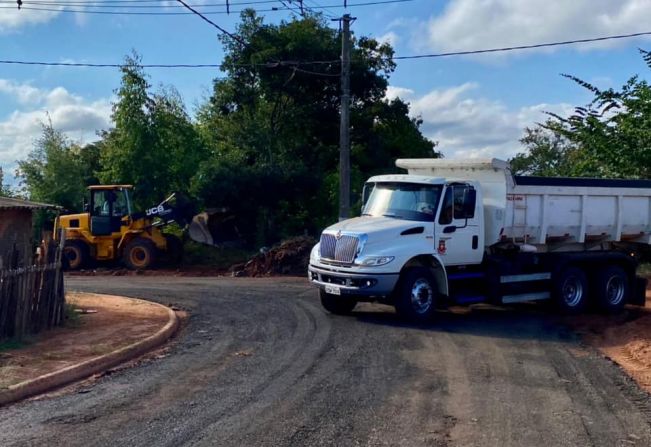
[174,0,245,44]
[2,30,649,69]
[394,31,651,60]
[0,59,341,68]
[0,0,413,13]
[0,0,282,6]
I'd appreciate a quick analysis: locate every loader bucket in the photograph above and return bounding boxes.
[188,208,241,247]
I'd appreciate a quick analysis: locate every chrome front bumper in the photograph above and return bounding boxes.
[308,264,399,297]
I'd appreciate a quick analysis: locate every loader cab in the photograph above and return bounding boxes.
[89,185,133,236]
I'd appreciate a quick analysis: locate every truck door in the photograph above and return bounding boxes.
[435,184,482,266]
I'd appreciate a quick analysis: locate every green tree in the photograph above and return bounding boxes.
[510,123,578,176]
[100,53,206,209]
[17,123,91,211]
[512,49,651,178]
[0,167,12,197]
[194,11,436,244]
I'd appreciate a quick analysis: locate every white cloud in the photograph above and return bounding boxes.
[0,8,61,32]
[0,80,112,171]
[425,0,651,56]
[391,83,572,160]
[377,31,399,47]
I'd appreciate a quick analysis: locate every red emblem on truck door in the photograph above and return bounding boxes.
[438,239,446,255]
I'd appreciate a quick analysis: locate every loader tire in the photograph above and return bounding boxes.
[123,238,156,270]
[63,240,89,271]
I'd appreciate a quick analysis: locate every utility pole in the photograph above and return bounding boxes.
[338,14,352,221]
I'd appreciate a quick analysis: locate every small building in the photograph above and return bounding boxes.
[0,197,58,267]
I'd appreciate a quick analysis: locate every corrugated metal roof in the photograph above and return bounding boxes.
[0,196,60,210]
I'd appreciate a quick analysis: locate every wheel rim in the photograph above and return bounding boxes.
[130,247,148,267]
[606,276,625,306]
[562,275,584,307]
[410,278,434,314]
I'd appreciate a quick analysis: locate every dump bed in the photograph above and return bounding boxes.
[396,158,651,248]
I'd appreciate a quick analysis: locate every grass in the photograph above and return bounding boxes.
[0,339,27,352]
[64,303,82,328]
[181,241,254,270]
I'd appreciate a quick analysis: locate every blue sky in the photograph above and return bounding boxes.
[1,0,651,185]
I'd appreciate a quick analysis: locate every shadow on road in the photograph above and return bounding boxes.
[349,302,576,343]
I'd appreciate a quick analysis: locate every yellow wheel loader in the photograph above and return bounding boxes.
[55,185,194,270]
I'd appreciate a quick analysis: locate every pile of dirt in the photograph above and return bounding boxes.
[569,287,651,393]
[231,236,316,277]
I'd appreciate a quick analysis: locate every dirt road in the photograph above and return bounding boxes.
[1,276,650,446]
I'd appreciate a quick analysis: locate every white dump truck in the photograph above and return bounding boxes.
[308,159,651,321]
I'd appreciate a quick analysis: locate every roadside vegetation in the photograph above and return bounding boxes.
[2,12,650,250]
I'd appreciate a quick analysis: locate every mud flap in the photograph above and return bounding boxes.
[630,276,648,306]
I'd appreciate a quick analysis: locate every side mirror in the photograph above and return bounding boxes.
[443,225,456,234]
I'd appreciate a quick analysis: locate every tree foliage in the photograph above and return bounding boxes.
[16,13,435,246]
[99,53,205,208]
[194,12,436,243]
[512,49,651,178]
[17,123,93,212]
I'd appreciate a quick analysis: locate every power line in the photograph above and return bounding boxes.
[0,0,413,13]
[0,59,340,68]
[2,30,649,69]
[395,31,651,60]
[0,0,281,5]
[174,0,246,45]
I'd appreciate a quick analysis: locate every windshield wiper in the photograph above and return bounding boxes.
[382,212,402,219]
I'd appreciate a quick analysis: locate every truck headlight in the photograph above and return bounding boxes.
[357,256,394,267]
[310,243,321,264]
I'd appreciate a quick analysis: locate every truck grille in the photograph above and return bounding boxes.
[320,233,359,264]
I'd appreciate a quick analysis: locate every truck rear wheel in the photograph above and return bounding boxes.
[63,240,89,271]
[123,238,156,270]
[552,266,588,314]
[320,290,357,315]
[594,265,629,313]
[395,267,437,322]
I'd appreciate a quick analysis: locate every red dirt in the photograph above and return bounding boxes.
[0,293,170,389]
[570,286,651,393]
[232,236,316,277]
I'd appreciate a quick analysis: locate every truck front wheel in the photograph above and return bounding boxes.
[395,267,437,322]
[552,266,588,314]
[63,240,89,271]
[594,265,629,314]
[123,238,156,270]
[320,290,357,315]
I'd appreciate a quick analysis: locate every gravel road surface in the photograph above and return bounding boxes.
[1,276,650,446]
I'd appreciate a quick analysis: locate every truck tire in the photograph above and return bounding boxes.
[552,266,588,314]
[594,265,629,313]
[123,238,156,270]
[395,267,437,322]
[320,290,357,315]
[164,234,184,265]
[63,240,89,271]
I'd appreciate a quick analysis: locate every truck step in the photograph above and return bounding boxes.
[500,273,551,284]
[502,291,550,304]
[448,272,485,281]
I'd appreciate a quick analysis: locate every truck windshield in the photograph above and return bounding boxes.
[362,183,442,222]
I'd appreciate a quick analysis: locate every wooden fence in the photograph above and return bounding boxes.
[0,234,65,340]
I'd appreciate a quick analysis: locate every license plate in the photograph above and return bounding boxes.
[325,284,341,295]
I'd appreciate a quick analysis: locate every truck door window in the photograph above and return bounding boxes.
[93,191,110,217]
[439,189,453,225]
[439,185,476,224]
